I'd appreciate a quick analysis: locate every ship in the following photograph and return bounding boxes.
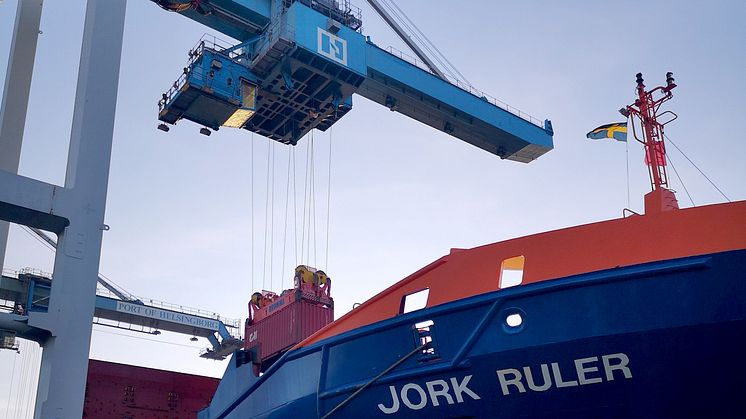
[1,1,743,418]
[195,73,746,418]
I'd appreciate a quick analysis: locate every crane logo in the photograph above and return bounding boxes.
[317,28,347,66]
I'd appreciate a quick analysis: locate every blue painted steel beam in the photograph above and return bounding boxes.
[0,273,240,355]
[153,0,272,40]
[361,43,553,161]
[152,0,554,161]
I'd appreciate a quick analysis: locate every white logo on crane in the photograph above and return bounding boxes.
[317,27,348,66]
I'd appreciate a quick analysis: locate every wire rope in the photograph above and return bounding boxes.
[325,128,333,269]
[92,327,203,349]
[386,0,471,85]
[624,125,631,209]
[666,153,695,207]
[15,341,29,418]
[664,134,731,202]
[251,132,255,293]
[385,0,464,83]
[269,141,276,291]
[311,132,317,267]
[20,344,31,418]
[378,0,458,81]
[6,351,17,419]
[262,140,272,290]
[18,225,55,252]
[292,147,298,267]
[23,343,39,418]
[281,148,292,290]
[384,0,454,79]
[301,135,310,263]
[14,341,26,418]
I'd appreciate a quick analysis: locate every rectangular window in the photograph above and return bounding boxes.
[400,288,429,314]
[499,256,525,288]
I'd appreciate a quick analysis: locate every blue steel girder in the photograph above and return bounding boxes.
[153,0,272,40]
[0,273,241,355]
[153,0,554,161]
[361,44,553,162]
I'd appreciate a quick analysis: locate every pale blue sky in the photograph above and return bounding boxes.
[1,0,745,415]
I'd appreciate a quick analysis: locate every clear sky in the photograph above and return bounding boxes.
[1,0,745,416]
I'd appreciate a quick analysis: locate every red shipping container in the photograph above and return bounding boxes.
[84,359,218,418]
[245,290,333,365]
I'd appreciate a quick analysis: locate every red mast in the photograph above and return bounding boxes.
[623,72,679,214]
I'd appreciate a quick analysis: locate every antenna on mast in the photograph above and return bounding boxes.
[622,72,680,214]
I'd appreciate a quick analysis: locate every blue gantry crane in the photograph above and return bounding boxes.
[153,0,554,162]
[0,227,243,360]
[0,268,243,360]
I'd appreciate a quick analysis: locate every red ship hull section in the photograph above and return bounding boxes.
[84,359,218,418]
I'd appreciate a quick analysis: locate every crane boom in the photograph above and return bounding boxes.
[152,0,553,162]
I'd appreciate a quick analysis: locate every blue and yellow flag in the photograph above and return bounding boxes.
[586,122,627,142]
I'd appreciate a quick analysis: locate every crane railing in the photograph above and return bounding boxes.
[18,267,52,278]
[1,267,243,332]
[383,45,545,128]
[158,34,245,113]
[94,286,242,331]
[283,0,363,32]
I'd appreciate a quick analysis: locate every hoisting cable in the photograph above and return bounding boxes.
[24,344,39,418]
[300,133,310,263]
[292,147,299,268]
[5,351,17,419]
[269,141,276,291]
[320,341,431,419]
[302,131,318,266]
[250,132,255,294]
[311,131,318,267]
[281,147,292,290]
[666,150,696,207]
[664,134,731,202]
[13,341,23,417]
[262,140,272,291]
[15,340,30,418]
[325,128,333,269]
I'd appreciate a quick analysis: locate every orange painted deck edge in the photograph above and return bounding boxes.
[297,200,746,348]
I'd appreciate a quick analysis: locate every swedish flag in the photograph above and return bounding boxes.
[586,122,627,142]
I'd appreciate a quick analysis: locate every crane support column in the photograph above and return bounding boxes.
[29,1,127,417]
[0,0,43,273]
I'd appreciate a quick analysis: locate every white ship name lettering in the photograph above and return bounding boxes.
[377,375,480,414]
[496,353,632,396]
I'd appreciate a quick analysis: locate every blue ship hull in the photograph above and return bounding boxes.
[201,249,746,418]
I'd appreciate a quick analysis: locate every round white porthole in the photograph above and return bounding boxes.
[501,308,526,333]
